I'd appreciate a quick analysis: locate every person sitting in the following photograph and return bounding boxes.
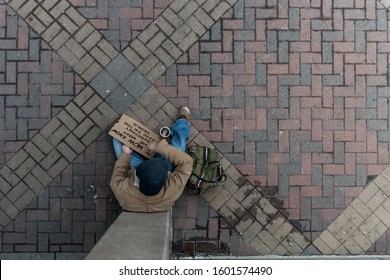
[109,107,193,212]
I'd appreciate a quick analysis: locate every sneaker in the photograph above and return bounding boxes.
[178,106,191,123]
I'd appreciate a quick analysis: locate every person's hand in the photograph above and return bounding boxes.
[147,141,158,152]
[122,145,132,154]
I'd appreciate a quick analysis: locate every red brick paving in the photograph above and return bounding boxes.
[155,0,390,252]
[2,0,390,257]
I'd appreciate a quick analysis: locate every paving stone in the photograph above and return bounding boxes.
[14,156,36,179]
[106,86,135,115]
[72,87,93,107]
[6,149,28,171]
[225,196,246,218]
[14,188,35,210]
[97,102,119,126]
[359,213,380,235]
[146,32,167,52]
[73,118,94,139]
[344,238,365,254]
[280,236,304,254]
[268,218,292,242]
[0,177,12,194]
[138,23,160,44]
[137,87,164,115]
[56,110,77,131]
[162,7,184,29]
[366,188,387,211]
[318,229,341,252]
[250,237,272,255]
[256,229,279,250]
[178,31,198,52]
[65,7,86,27]
[138,54,159,76]
[155,15,175,36]
[34,6,53,27]
[288,229,310,249]
[6,180,27,203]
[64,133,85,155]
[41,22,62,43]
[201,184,225,204]
[342,205,365,228]
[105,54,134,83]
[90,46,111,67]
[17,0,37,18]
[47,125,70,147]
[0,197,19,219]
[122,47,143,68]
[47,157,69,179]
[265,213,287,235]
[312,237,333,254]
[25,14,45,34]
[74,22,94,43]
[89,70,119,99]
[366,221,388,244]
[242,221,262,243]
[81,62,103,82]
[235,212,255,234]
[50,0,70,19]
[335,220,358,244]
[0,165,21,186]
[232,181,254,202]
[40,149,61,171]
[130,38,151,60]
[98,40,118,60]
[56,142,77,162]
[210,2,231,21]
[374,173,390,196]
[23,173,45,194]
[122,70,151,99]
[31,133,54,155]
[162,39,183,60]
[81,30,102,51]
[81,125,103,146]
[0,209,12,228]
[126,102,152,124]
[30,164,53,187]
[65,38,86,60]
[7,0,28,11]
[374,202,390,227]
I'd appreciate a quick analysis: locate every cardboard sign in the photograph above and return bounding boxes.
[109,115,162,159]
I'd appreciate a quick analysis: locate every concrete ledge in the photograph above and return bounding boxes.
[86,211,171,260]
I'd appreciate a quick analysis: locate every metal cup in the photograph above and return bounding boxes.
[159,126,171,138]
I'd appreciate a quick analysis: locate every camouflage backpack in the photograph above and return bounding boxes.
[186,146,227,193]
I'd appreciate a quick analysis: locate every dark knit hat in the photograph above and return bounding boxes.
[136,159,168,196]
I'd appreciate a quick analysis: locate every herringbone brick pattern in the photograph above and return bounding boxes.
[72,0,173,51]
[0,4,84,165]
[0,0,247,258]
[155,0,390,251]
[1,0,390,258]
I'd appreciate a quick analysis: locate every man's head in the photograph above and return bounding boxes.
[136,159,169,196]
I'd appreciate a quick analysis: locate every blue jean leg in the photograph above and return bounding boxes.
[112,118,190,171]
[112,137,147,168]
[155,118,190,171]
[170,118,190,151]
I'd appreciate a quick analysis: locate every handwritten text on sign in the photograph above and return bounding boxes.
[109,115,161,159]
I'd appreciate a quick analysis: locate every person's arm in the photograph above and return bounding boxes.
[154,140,193,188]
[110,145,132,190]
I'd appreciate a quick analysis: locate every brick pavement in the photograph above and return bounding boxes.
[1,0,390,259]
[156,0,390,254]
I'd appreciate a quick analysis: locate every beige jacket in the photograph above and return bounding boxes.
[109,140,193,212]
